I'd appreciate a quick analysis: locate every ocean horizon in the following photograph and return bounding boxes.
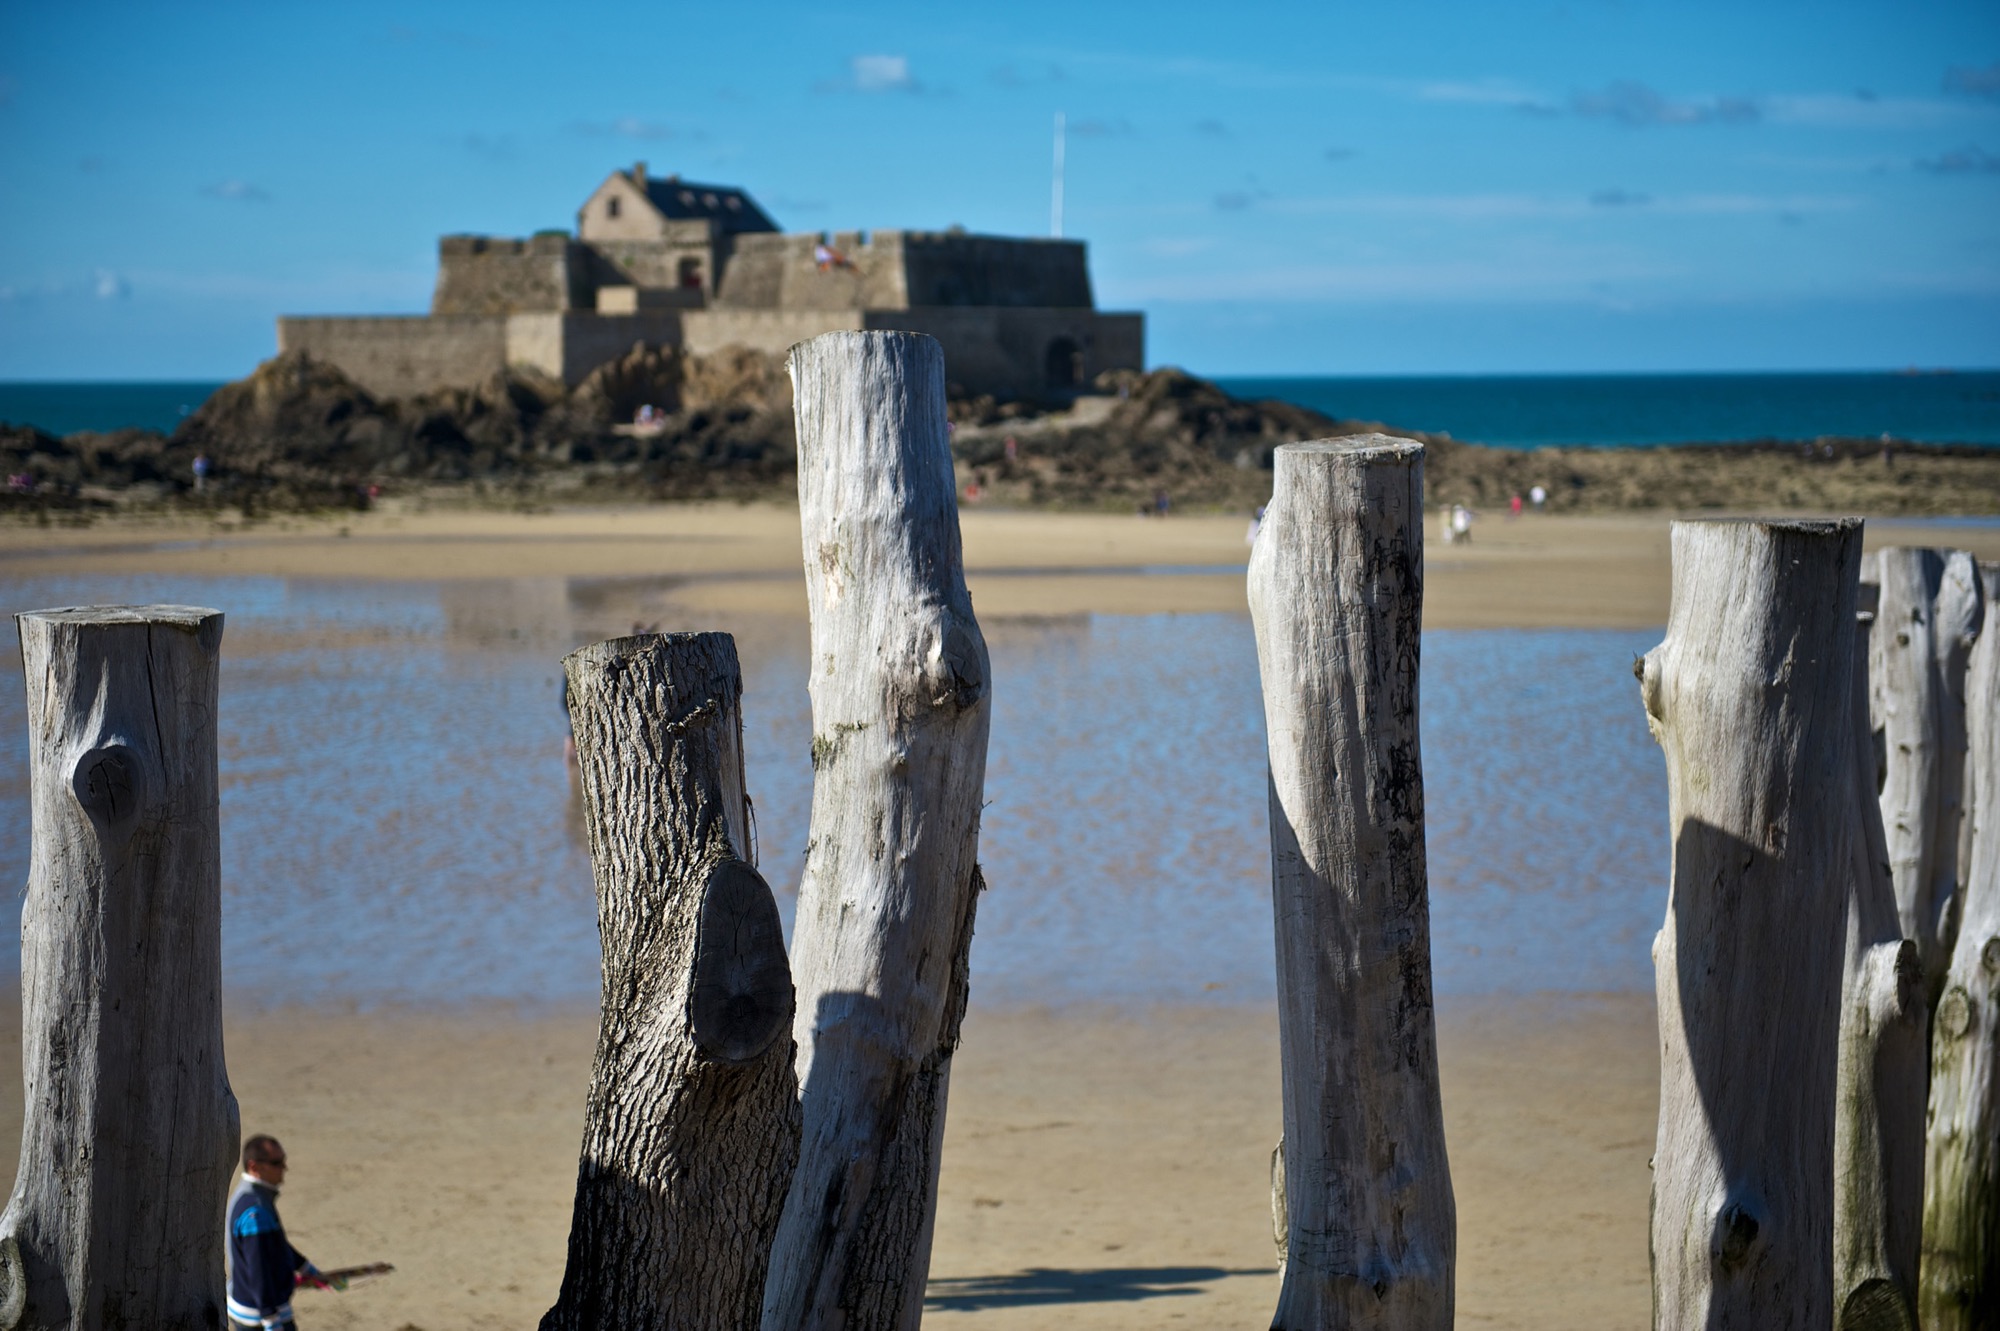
[3,367,1998,450]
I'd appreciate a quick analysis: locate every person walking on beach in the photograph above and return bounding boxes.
[228,1135,337,1329]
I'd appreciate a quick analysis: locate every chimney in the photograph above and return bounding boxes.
[633,161,648,186]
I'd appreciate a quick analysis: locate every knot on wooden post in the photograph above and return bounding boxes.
[1934,988,1972,1041]
[1712,1198,1764,1272]
[690,858,795,1065]
[69,742,142,828]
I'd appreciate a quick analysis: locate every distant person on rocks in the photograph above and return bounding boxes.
[1246,504,1264,546]
[1509,493,1523,518]
[193,453,211,493]
[1529,484,1547,511]
[228,1135,338,1329]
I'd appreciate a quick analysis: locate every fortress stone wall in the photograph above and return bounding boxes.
[278,316,509,398]
[280,166,1143,400]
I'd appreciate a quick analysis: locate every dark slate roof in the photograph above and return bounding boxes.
[638,175,778,234]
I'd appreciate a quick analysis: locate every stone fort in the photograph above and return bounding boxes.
[279,163,1144,401]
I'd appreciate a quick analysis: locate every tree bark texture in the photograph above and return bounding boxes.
[1638,519,1862,1330]
[762,332,991,1331]
[1247,436,1455,1331]
[1920,559,2000,1331]
[1834,579,1928,1331]
[542,631,800,1331]
[1865,548,1986,1000]
[0,606,239,1331]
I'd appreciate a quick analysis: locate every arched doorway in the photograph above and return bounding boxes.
[1044,337,1081,390]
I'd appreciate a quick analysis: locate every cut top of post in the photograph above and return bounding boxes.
[17,604,223,630]
[1672,516,1863,535]
[1275,435,1425,464]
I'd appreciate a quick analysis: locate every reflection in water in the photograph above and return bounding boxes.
[0,573,1666,1008]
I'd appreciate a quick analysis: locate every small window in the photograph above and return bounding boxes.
[607,196,621,219]
[679,258,703,289]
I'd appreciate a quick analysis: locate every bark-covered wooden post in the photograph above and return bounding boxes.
[1867,548,1985,1000]
[1920,559,2000,1331]
[1247,436,1455,1330]
[1834,578,1929,1331]
[761,332,991,1331]
[1638,519,1861,1330]
[541,632,800,1331]
[0,606,240,1330]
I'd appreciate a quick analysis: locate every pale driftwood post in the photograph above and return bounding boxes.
[761,332,991,1331]
[0,606,239,1329]
[1867,548,1985,1000]
[1920,559,2000,1331]
[1639,519,1861,1329]
[1834,579,1928,1331]
[541,632,799,1331]
[1247,436,1455,1330]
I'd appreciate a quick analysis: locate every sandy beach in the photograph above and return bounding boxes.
[1,502,1993,1328]
[0,995,1657,1331]
[4,500,1995,625]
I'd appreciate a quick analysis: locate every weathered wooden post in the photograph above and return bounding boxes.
[541,632,799,1331]
[1247,436,1455,1330]
[1638,519,1861,1329]
[1920,559,2000,1331]
[761,331,991,1331]
[1867,548,1985,1000]
[0,606,240,1329]
[1834,578,1928,1331]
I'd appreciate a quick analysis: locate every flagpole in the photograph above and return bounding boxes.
[1051,111,1065,239]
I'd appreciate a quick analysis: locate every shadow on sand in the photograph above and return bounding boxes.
[925,1265,1276,1311]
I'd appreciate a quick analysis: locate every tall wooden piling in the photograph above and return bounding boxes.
[0,606,239,1329]
[1834,578,1928,1331]
[1638,519,1861,1330]
[1920,559,2000,1331]
[540,631,799,1331]
[1867,548,1985,1000]
[1247,436,1455,1330]
[761,331,992,1331]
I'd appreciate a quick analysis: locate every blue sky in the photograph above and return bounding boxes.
[1,0,1996,378]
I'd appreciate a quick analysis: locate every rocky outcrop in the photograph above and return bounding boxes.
[4,348,1998,515]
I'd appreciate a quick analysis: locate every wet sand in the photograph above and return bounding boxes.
[7,502,1995,626]
[0,995,1656,1330]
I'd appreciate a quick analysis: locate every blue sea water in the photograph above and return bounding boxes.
[1215,370,2000,449]
[4,370,1998,448]
[0,381,223,435]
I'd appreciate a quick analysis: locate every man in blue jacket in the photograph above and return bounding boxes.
[227,1135,329,1330]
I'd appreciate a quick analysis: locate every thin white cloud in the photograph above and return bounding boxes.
[94,269,129,300]
[1569,81,1758,126]
[1945,62,2000,101]
[1764,92,1982,129]
[1917,146,2000,175]
[1256,191,1861,220]
[568,117,677,141]
[853,54,917,93]
[1071,117,1137,138]
[201,180,270,202]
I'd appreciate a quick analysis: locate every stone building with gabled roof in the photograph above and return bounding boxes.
[279,164,1143,400]
[581,164,779,239]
